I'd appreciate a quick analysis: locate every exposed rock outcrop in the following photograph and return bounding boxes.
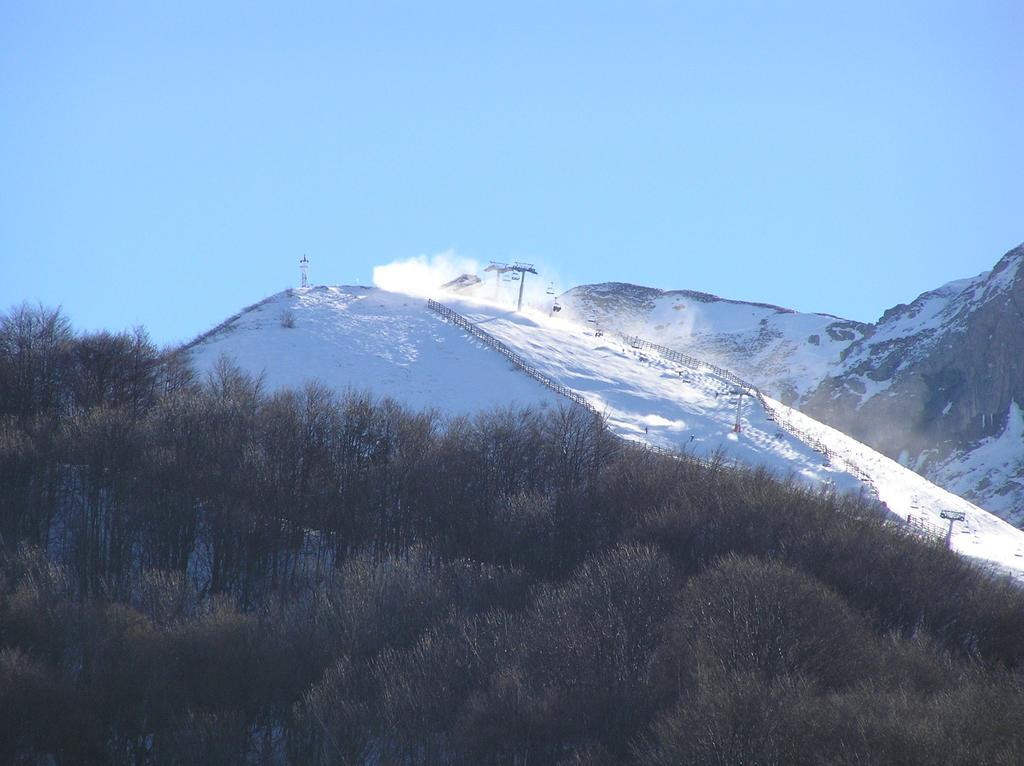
[802,244,1024,521]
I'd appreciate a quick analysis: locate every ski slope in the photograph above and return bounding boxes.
[187,285,1024,577]
[186,286,561,414]
[758,397,1024,572]
[438,294,1024,576]
[558,282,868,403]
[442,296,860,492]
[559,246,1024,528]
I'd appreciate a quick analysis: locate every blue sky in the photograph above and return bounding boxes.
[2,1,1021,344]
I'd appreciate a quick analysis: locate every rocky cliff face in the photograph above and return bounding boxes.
[560,243,1024,523]
[802,244,1024,521]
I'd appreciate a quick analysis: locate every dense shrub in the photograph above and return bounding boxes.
[668,554,876,690]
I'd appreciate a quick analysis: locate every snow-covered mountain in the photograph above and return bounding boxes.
[561,243,1024,524]
[805,245,1024,523]
[186,283,1024,576]
[557,284,869,405]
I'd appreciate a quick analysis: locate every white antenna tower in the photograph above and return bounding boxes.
[300,254,309,288]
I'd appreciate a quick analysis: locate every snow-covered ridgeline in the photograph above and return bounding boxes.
[187,285,1024,576]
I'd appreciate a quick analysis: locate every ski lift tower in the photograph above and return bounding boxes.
[940,510,966,549]
[509,262,538,312]
[484,261,511,301]
[730,388,747,433]
[300,255,310,288]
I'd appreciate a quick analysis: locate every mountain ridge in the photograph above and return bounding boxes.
[185,281,1024,573]
[563,243,1024,523]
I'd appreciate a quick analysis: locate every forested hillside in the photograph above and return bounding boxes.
[2,304,1024,765]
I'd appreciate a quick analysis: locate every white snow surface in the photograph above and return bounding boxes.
[187,285,1024,577]
[187,287,562,414]
[558,283,867,403]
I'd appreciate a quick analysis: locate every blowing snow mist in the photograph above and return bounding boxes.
[372,251,480,298]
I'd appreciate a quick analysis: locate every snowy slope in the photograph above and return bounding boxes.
[440,295,1024,576]
[559,245,1024,524]
[186,286,562,414]
[444,297,860,493]
[759,396,1024,572]
[558,283,868,405]
[931,402,1024,522]
[187,285,1024,576]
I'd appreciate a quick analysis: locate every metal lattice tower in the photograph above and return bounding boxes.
[508,262,538,312]
[483,261,539,311]
[300,255,309,288]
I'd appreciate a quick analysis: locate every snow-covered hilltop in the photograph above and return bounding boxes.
[186,287,561,414]
[186,283,1024,575]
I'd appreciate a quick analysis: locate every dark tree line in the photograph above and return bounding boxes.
[2,303,1024,764]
